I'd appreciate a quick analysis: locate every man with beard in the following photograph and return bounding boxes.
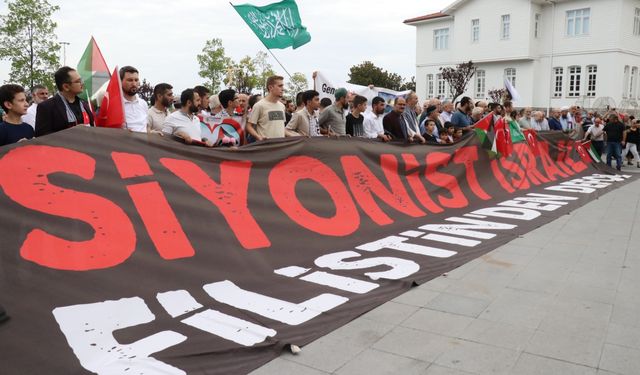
[318,87,348,136]
[22,84,49,128]
[363,96,391,142]
[402,92,425,140]
[35,66,94,136]
[450,96,473,131]
[194,86,211,116]
[147,83,173,132]
[162,89,212,147]
[120,66,148,132]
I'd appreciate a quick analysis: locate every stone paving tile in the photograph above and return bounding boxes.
[458,319,535,351]
[425,292,492,318]
[509,352,597,375]
[391,286,441,307]
[401,308,475,337]
[280,336,366,373]
[433,339,521,374]
[360,301,420,326]
[320,316,395,348]
[605,322,640,350]
[525,330,604,368]
[334,348,430,375]
[423,364,477,375]
[249,357,329,375]
[372,326,457,363]
[599,343,640,375]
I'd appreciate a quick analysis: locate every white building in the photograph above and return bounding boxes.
[404,0,640,111]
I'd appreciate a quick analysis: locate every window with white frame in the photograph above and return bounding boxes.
[426,74,434,97]
[434,28,449,50]
[436,73,446,97]
[501,15,510,39]
[504,68,516,87]
[534,13,541,38]
[634,8,640,36]
[567,66,582,97]
[566,8,590,36]
[471,19,480,42]
[553,67,563,98]
[631,67,638,99]
[586,65,597,98]
[624,66,630,98]
[475,70,485,98]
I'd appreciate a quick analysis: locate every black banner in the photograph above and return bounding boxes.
[0,127,635,374]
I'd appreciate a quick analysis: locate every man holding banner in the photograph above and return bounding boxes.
[246,75,286,141]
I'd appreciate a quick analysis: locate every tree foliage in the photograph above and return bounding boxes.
[348,61,401,90]
[252,51,275,93]
[231,56,259,94]
[488,88,508,104]
[286,72,308,98]
[138,78,154,104]
[439,61,476,103]
[0,0,61,91]
[197,38,233,91]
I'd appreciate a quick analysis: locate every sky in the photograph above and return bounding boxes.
[0,0,453,93]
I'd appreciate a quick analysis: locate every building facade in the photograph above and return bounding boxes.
[405,0,640,111]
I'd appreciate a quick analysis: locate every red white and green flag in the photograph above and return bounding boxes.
[77,37,110,103]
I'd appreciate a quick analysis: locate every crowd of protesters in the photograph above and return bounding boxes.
[1,65,639,170]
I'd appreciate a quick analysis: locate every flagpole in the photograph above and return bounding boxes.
[229,2,301,92]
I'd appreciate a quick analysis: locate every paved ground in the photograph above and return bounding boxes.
[251,167,640,375]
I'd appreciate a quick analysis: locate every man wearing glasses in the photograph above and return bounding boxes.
[35,66,94,136]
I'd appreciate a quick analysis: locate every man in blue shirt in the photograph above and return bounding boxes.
[548,109,563,131]
[0,84,34,146]
[450,96,473,131]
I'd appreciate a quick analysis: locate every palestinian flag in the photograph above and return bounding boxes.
[577,140,602,163]
[473,113,495,155]
[77,37,110,104]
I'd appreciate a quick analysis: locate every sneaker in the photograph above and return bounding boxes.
[628,161,633,166]
[617,166,622,171]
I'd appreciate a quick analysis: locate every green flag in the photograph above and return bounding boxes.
[508,119,526,143]
[232,0,311,49]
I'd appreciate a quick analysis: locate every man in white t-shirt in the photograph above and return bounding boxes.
[120,66,148,133]
[246,75,286,141]
[22,85,49,128]
[363,96,391,141]
[162,88,212,147]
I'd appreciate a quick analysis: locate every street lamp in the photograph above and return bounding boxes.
[59,41,70,66]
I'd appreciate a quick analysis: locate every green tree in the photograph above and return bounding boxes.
[253,51,275,93]
[197,38,232,91]
[0,0,61,91]
[348,61,405,91]
[232,56,259,94]
[286,72,308,98]
[400,76,416,92]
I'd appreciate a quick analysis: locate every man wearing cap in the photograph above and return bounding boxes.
[318,87,348,135]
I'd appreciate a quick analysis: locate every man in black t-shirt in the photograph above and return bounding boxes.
[346,95,367,137]
[603,114,625,170]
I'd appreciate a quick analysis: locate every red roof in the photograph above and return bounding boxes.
[403,12,449,24]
